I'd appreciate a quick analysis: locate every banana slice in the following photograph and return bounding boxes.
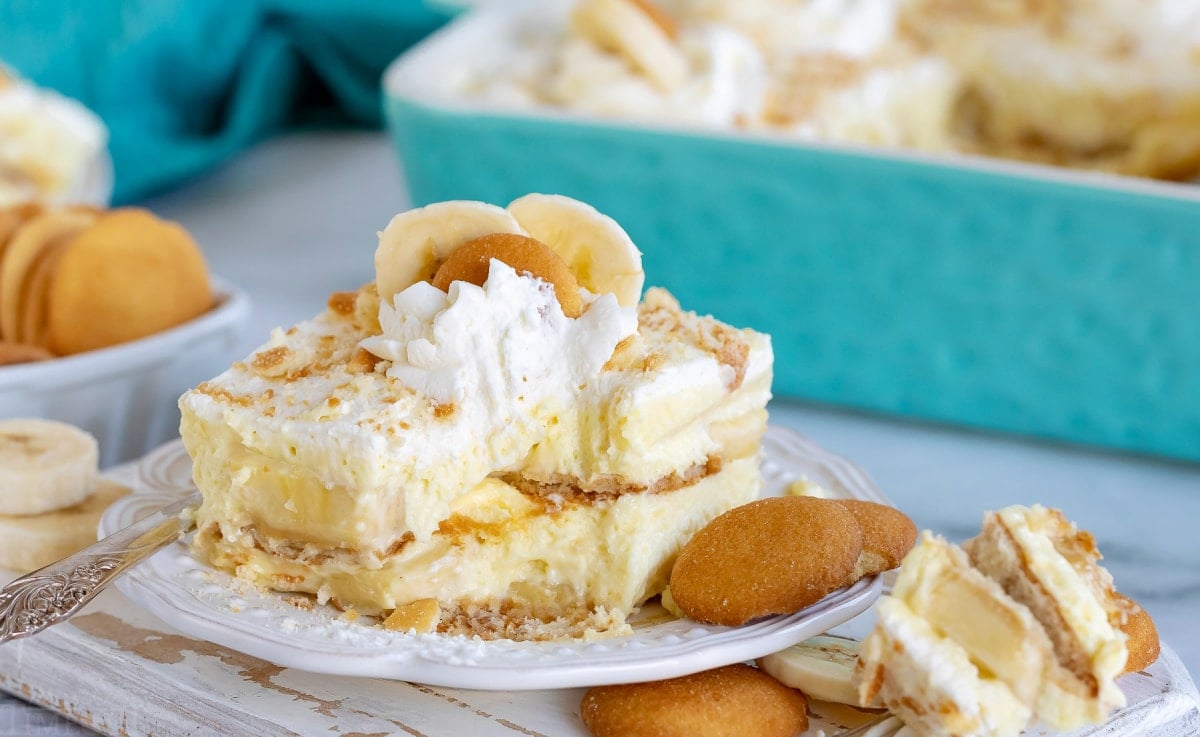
[660,585,685,619]
[374,201,525,304]
[571,0,688,91]
[507,194,645,307]
[0,479,128,573]
[0,418,98,516]
[757,635,863,706]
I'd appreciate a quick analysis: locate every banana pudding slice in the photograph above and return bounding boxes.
[856,533,1042,737]
[854,506,1130,736]
[965,505,1129,730]
[180,194,772,639]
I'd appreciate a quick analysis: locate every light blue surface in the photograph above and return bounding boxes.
[384,95,1200,463]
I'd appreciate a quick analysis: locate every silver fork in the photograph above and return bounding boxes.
[0,491,200,644]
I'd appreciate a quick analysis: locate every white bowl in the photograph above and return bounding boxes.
[0,278,250,468]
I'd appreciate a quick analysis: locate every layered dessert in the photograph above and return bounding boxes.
[856,505,1130,736]
[473,0,958,148]
[448,0,1200,179]
[180,194,772,639]
[901,0,1200,179]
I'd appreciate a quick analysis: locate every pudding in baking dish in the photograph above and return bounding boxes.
[179,194,772,639]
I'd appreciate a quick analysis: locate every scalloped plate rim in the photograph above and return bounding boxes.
[100,425,888,690]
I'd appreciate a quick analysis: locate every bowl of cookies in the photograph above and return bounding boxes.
[382,0,1200,463]
[0,205,249,468]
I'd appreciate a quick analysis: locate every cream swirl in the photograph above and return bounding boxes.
[359,259,636,407]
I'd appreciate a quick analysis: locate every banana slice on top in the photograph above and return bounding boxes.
[507,193,644,308]
[374,201,525,305]
[0,418,98,516]
[374,195,645,310]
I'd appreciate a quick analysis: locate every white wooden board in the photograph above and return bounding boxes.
[2,582,1198,737]
[2,450,1198,737]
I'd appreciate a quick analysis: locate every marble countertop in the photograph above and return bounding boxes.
[3,130,1197,736]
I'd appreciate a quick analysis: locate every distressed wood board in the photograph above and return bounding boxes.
[2,466,1199,737]
[3,579,1199,737]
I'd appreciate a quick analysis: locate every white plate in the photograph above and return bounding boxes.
[100,426,886,690]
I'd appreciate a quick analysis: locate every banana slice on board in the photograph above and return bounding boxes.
[0,418,98,516]
[507,193,645,307]
[0,479,128,573]
[375,201,525,304]
[757,635,863,706]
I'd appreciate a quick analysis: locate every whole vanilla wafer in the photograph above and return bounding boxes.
[1117,593,1160,673]
[431,232,583,318]
[580,664,808,737]
[0,207,95,342]
[670,496,862,626]
[47,208,212,355]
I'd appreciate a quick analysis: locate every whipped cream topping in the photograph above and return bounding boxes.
[359,259,637,407]
[0,77,107,206]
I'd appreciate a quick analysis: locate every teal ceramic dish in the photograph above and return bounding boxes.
[382,5,1200,463]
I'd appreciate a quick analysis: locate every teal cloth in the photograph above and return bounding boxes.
[0,0,451,203]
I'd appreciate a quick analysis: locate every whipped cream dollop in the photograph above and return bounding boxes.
[359,260,637,407]
[0,76,108,207]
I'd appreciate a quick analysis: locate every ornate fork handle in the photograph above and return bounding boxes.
[0,490,201,644]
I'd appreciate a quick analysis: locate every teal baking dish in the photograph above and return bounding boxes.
[382,4,1200,463]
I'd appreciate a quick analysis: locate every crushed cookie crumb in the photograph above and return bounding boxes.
[347,348,382,374]
[327,290,358,316]
[284,595,314,611]
[638,289,751,390]
[641,352,667,373]
[196,382,255,407]
[252,346,290,374]
[699,322,750,390]
[382,599,441,633]
[433,403,455,419]
[385,532,414,556]
[284,366,313,382]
